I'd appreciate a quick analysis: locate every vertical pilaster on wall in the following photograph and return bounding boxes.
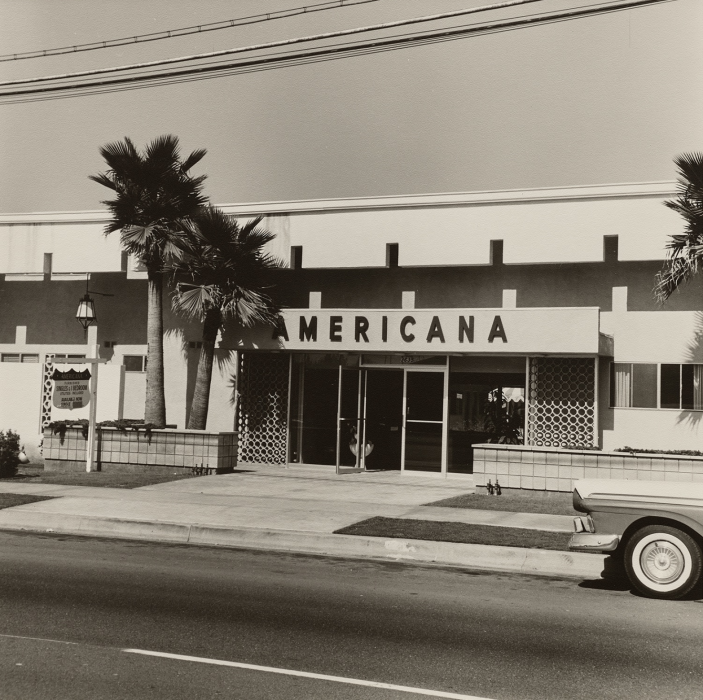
[237,352,290,465]
[40,354,56,432]
[526,357,596,447]
[593,356,599,447]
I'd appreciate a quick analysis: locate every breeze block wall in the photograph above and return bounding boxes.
[43,426,238,474]
[473,444,703,493]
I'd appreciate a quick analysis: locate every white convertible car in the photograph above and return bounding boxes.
[569,480,703,600]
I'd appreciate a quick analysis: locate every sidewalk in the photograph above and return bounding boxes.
[0,466,603,580]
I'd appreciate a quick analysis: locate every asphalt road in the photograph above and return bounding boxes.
[0,532,702,700]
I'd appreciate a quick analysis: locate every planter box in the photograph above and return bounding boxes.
[43,426,238,474]
[473,443,703,493]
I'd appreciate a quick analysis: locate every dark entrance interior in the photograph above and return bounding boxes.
[363,369,403,470]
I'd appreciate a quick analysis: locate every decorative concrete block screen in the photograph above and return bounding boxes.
[474,444,703,493]
[43,427,238,473]
[237,353,289,465]
[41,355,56,431]
[527,357,595,447]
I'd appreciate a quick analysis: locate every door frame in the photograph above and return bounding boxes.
[335,365,364,474]
[401,366,448,476]
[333,360,449,475]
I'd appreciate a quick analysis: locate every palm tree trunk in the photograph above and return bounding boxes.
[145,270,167,427]
[187,309,220,430]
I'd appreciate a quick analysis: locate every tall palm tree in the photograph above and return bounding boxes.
[170,206,282,430]
[655,152,703,302]
[90,135,207,427]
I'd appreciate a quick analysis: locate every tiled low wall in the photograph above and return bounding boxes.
[43,426,238,473]
[473,444,703,493]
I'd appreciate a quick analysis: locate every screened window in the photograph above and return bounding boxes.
[123,355,147,372]
[610,363,657,408]
[1,353,39,363]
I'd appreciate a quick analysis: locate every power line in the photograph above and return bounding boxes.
[0,0,550,88]
[0,0,384,63]
[0,0,674,104]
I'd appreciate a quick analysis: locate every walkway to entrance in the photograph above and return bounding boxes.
[136,463,475,533]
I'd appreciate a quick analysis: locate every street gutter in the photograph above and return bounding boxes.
[0,511,606,581]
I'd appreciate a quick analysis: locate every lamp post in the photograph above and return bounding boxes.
[72,276,111,472]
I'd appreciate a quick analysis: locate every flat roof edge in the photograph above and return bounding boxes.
[0,181,677,222]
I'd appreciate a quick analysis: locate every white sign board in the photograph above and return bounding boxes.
[51,368,91,410]
[239,307,601,354]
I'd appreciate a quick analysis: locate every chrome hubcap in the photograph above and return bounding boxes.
[641,540,684,584]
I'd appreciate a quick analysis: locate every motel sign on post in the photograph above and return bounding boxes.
[51,368,91,409]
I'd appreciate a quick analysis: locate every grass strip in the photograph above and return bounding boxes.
[1,466,197,489]
[425,492,578,516]
[0,494,55,511]
[335,517,573,551]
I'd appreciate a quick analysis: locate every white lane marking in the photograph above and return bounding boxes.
[0,633,78,646]
[123,648,496,699]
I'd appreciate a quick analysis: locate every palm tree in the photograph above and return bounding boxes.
[89,135,207,427]
[655,152,703,302]
[170,206,282,430]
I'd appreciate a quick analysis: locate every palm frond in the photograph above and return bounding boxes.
[88,172,117,191]
[90,134,208,267]
[181,148,208,173]
[674,152,703,197]
[168,205,283,328]
[120,225,152,249]
[171,284,219,321]
[655,257,699,302]
[144,134,180,171]
[656,152,703,303]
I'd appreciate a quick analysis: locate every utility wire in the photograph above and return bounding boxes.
[0,0,383,63]
[0,0,550,87]
[0,0,674,103]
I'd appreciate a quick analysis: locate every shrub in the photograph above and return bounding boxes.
[0,429,21,478]
[615,446,703,457]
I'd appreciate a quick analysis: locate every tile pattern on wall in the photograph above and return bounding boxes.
[474,444,703,492]
[44,427,238,472]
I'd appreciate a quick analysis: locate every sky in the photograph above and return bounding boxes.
[0,0,701,214]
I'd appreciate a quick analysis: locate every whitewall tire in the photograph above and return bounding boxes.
[624,525,702,600]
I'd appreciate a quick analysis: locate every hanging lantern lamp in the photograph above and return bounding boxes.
[76,293,97,330]
[76,274,112,330]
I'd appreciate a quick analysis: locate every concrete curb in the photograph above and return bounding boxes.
[0,511,606,580]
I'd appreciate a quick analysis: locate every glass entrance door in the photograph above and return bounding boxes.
[403,370,445,473]
[334,364,447,474]
[336,367,363,473]
[362,369,404,470]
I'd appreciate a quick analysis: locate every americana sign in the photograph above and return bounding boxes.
[251,307,601,354]
[51,368,91,409]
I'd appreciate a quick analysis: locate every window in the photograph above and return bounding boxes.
[610,363,657,408]
[386,243,399,268]
[53,354,86,360]
[123,355,147,372]
[661,364,703,410]
[1,353,39,363]
[610,362,703,410]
